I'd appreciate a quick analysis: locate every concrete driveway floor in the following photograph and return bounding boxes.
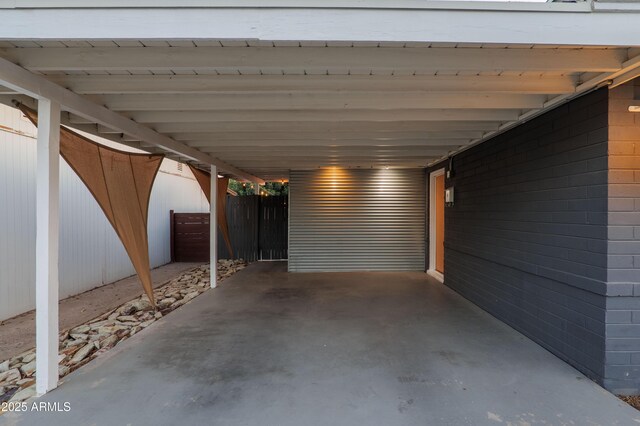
[3,261,639,426]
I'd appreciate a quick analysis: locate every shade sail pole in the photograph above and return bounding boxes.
[187,163,233,258]
[210,164,218,289]
[35,98,60,395]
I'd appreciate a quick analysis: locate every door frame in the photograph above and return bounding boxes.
[428,168,445,282]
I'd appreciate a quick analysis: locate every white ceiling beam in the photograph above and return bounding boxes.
[209,152,457,160]
[96,124,123,134]
[171,130,485,141]
[127,109,521,123]
[609,54,640,88]
[0,47,625,73]
[189,139,468,148]
[0,1,592,11]
[0,56,264,183]
[221,159,439,167]
[201,146,456,154]
[220,160,446,168]
[121,134,140,142]
[29,74,577,95]
[93,92,547,111]
[221,155,446,161]
[0,6,639,46]
[151,121,502,133]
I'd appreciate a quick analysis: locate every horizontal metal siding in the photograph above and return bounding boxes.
[289,168,425,272]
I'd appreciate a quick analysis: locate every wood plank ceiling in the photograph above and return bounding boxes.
[0,40,631,181]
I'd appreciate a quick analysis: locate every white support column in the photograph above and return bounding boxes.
[210,165,218,289]
[35,98,61,395]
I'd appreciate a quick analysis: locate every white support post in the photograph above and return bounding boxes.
[210,165,218,289]
[35,98,61,395]
[254,181,261,195]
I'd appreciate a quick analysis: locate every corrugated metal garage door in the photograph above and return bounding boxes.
[289,168,425,272]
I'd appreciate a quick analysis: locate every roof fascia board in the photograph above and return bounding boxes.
[2,7,639,46]
[0,1,593,13]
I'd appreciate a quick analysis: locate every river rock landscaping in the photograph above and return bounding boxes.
[0,259,246,406]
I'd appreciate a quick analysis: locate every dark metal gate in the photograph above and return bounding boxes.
[170,195,288,262]
[259,195,288,260]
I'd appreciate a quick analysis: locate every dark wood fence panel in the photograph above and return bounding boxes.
[259,196,288,260]
[171,195,287,262]
[171,212,210,262]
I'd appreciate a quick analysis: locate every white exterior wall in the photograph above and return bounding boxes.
[0,104,208,321]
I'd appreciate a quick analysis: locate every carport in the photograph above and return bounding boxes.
[1,0,640,413]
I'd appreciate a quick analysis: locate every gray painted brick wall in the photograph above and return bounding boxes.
[428,88,612,387]
[604,79,640,394]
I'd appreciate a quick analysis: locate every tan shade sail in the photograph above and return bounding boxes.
[187,164,233,258]
[19,104,163,306]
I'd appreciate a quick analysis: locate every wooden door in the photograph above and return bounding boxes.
[435,174,445,273]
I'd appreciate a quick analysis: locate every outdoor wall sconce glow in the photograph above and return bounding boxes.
[629,105,640,112]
